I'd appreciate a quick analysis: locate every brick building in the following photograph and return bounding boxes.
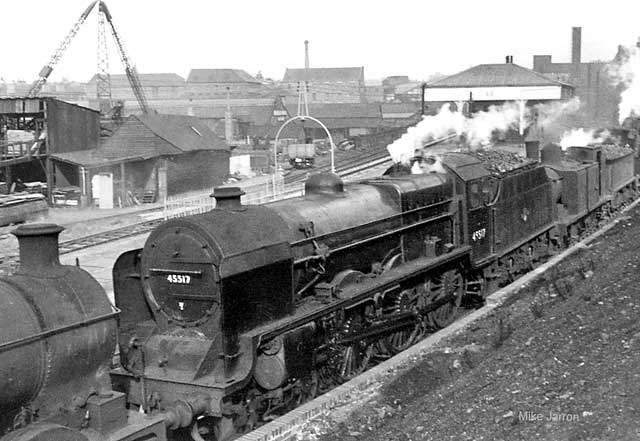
[533,27,620,128]
[281,67,366,103]
[86,73,186,104]
[186,69,264,99]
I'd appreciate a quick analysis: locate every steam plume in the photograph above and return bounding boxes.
[387,102,522,164]
[559,128,611,150]
[608,44,640,123]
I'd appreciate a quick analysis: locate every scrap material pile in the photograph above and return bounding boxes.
[0,193,48,227]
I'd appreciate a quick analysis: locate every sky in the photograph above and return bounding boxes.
[1,0,640,84]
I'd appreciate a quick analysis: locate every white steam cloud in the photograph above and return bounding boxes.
[559,128,611,150]
[465,102,521,146]
[608,45,640,123]
[532,97,581,127]
[387,104,465,164]
[387,102,523,164]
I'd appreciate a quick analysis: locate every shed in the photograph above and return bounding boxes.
[50,113,230,207]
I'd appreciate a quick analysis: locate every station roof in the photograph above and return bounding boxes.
[51,112,228,168]
[282,67,364,83]
[428,63,572,88]
[186,69,260,84]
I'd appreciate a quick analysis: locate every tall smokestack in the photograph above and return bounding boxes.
[304,40,309,69]
[572,27,581,64]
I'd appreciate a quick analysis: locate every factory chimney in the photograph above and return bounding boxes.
[572,27,581,64]
[304,40,310,69]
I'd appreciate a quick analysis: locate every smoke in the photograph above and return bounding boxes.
[532,97,581,127]
[608,44,640,123]
[559,128,611,150]
[465,102,521,146]
[387,102,522,164]
[386,95,595,165]
[387,104,465,164]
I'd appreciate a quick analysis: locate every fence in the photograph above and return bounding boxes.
[162,175,304,220]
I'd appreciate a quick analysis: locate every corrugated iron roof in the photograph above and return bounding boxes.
[187,69,260,84]
[428,63,572,88]
[136,113,228,152]
[50,148,149,168]
[282,67,364,83]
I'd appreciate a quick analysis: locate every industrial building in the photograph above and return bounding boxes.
[0,97,100,203]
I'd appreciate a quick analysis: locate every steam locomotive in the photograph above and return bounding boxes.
[109,141,636,438]
[1,141,636,441]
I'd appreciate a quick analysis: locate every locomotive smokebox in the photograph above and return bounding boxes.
[212,186,245,211]
[13,223,64,272]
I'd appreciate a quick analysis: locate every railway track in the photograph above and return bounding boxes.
[1,136,456,274]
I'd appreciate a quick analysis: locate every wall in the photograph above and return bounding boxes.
[46,99,100,153]
[280,81,364,103]
[165,150,230,196]
[186,82,263,99]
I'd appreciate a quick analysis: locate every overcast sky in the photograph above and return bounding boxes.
[2,0,639,84]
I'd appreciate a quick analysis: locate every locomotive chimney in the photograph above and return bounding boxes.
[12,223,64,271]
[211,187,245,211]
[525,141,540,161]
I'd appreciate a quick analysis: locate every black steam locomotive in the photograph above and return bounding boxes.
[0,141,636,441]
[109,142,636,438]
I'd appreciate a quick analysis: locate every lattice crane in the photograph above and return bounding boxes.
[27,1,98,97]
[27,1,149,114]
[98,1,149,114]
